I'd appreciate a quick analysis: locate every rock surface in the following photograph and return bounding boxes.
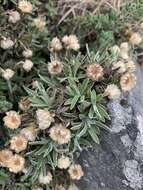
[79,64,143,190]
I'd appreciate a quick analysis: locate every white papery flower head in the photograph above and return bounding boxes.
[50,124,71,145]
[22,49,33,58]
[3,111,21,129]
[8,11,20,23]
[126,60,136,72]
[2,68,14,80]
[62,35,80,51]
[23,59,33,72]
[34,17,46,31]
[39,172,52,184]
[18,1,33,13]
[68,184,79,190]
[36,109,54,130]
[57,156,71,169]
[129,32,142,45]
[120,72,136,92]
[104,84,121,100]
[0,38,14,49]
[50,37,62,52]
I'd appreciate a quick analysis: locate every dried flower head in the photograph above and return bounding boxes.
[18,0,33,13]
[48,60,63,75]
[62,35,80,51]
[34,17,46,31]
[120,72,136,92]
[22,49,33,58]
[20,123,37,141]
[8,11,20,23]
[55,185,66,190]
[68,164,84,180]
[129,32,142,45]
[2,68,14,80]
[104,84,121,100]
[49,124,71,145]
[68,184,79,190]
[39,172,52,184]
[36,109,54,130]
[126,60,136,72]
[23,59,33,72]
[10,134,28,153]
[18,97,31,111]
[3,111,21,129]
[7,154,25,173]
[50,37,62,52]
[112,61,126,74]
[0,149,13,167]
[0,38,14,49]
[57,156,71,169]
[86,64,103,81]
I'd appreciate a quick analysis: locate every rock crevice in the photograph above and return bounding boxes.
[79,64,143,190]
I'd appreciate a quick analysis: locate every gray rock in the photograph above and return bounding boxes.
[123,160,143,189]
[78,64,143,190]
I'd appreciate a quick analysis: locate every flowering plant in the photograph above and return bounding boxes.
[0,0,143,190]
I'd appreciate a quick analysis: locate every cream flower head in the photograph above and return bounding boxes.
[22,49,33,58]
[18,1,33,13]
[0,38,14,49]
[20,123,37,141]
[3,111,21,129]
[36,109,54,130]
[86,64,103,81]
[10,134,28,153]
[126,60,136,73]
[48,60,63,75]
[32,187,43,190]
[7,154,25,173]
[38,172,52,184]
[68,184,79,190]
[50,37,62,52]
[120,72,136,92]
[129,32,142,45]
[0,149,13,167]
[57,156,71,169]
[8,11,20,23]
[112,61,126,74]
[62,35,80,51]
[23,59,33,72]
[49,124,71,145]
[34,17,46,31]
[55,185,66,190]
[104,84,121,100]
[2,68,14,80]
[68,164,84,180]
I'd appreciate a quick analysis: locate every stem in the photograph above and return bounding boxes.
[7,80,13,100]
